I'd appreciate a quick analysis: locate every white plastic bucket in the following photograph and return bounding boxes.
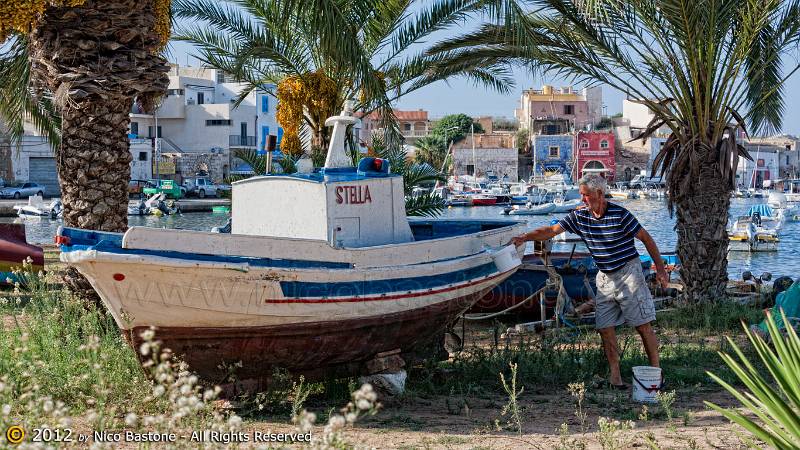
[492,244,522,273]
[632,366,662,403]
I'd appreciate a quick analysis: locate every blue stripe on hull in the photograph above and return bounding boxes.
[279,262,498,298]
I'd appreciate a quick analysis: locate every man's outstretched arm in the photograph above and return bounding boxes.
[510,223,565,246]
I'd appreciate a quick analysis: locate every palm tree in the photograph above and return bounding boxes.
[413,135,448,170]
[435,0,800,303]
[171,0,515,158]
[0,0,171,294]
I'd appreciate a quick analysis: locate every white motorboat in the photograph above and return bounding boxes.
[728,204,782,252]
[552,198,582,213]
[128,193,178,216]
[13,195,62,219]
[503,202,557,216]
[57,103,524,387]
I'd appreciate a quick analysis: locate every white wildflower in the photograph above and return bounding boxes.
[228,415,243,430]
[141,328,155,341]
[152,385,165,397]
[139,343,150,356]
[125,413,138,427]
[356,399,371,411]
[2,404,10,416]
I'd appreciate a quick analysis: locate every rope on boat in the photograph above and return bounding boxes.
[462,264,571,322]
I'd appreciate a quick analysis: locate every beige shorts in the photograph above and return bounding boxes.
[595,258,656,329]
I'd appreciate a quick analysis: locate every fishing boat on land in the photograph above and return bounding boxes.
[57,103,524,388]
[0,223,44,282]
[470,246,671,318]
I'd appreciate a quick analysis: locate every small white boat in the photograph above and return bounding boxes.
[552,198,582,213]
[503,202,557,215]
[608,188,636,199]
[728,204,782,252]
[128,193,178,216]
[13,195,62,219]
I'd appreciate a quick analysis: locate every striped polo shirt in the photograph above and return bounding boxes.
[558,202,642,272]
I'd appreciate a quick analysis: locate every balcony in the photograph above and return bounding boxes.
[400,129,430,138]
[229,135,257,147]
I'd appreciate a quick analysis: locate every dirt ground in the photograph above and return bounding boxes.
[240,388,751,449]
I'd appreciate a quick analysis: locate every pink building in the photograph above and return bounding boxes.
[575,131,616,181]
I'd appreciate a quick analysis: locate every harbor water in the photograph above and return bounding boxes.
[5,197,798,280]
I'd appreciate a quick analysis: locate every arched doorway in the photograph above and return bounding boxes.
[581,160,606,178]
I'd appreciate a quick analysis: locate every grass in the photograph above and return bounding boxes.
[0,258,771,447]
[407,302,765,399]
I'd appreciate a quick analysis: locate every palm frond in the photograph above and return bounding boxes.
[0,36,61,150]
[404,192,446,217]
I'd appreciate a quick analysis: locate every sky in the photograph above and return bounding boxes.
[169,23,800,137]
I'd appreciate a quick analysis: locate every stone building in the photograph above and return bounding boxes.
[451,133,518,181]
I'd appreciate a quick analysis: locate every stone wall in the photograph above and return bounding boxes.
[159,151,230,183]
[453,147,518,181]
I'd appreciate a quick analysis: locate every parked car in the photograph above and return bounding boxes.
[142,179,185,199]
[183,176,231,198]
[128,179,156,197]
[0,182,45,199]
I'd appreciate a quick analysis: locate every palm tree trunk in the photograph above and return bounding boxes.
[28,0,169,298]
[672,152,731,304]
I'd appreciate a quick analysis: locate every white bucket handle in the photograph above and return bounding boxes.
[632,372,664,393]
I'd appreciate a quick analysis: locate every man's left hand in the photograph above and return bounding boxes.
[656,268,669,288]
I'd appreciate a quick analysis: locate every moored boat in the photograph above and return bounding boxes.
[14,195,62,219]
[57,103,525,387]
[471,194,498,206]
[503,202,556,215]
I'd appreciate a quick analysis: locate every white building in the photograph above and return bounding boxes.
[0,135,153,197]
[737,147,780,189]
[128,65,280,180]
[255,84,282,152]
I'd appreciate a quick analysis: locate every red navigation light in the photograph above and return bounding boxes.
[113,273,125,281]
[374,159,382,171]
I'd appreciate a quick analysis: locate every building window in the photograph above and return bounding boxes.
[147,126,162,138]
[138,152,148,161]
[580,139,588,148]
[166,89,184,96]
[261,125,269,150]
[600,140,609,149]
[466,164,475,175]
[548,146,560,158]
[403,123,412,131]
[564,105,574,115]
[206,120,232,126]
[130,122,139,136]
[261,96,269,113]
[197,92,205,105]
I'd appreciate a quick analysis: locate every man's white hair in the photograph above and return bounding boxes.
[578,174,607,192]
